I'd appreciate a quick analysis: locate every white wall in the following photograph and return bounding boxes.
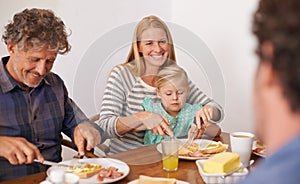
[171,0,259,133]
[0,0,259,133]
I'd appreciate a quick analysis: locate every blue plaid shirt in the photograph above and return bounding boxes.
[0,56,93,181]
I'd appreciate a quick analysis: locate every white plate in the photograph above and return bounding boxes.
[51,158,130,184]
[128,178,189,184]
[252,140,266,158]
[156,139,219,160]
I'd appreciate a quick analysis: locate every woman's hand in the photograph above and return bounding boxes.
[148,115,174,137]
[118,112,173,137]
[134,112,174,137]
[195,105,220,128]
[189,125,205,139]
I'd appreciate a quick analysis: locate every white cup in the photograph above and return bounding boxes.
[230,132,254,166]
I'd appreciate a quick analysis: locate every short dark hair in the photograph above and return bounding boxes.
[2,8,71,54]
[253,0,300,112]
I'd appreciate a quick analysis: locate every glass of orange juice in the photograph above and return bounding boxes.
[161,139,179,171]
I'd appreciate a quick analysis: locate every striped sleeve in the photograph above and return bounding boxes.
[97,65,156,153]
[97,65,128,138]
[186,79,224,123]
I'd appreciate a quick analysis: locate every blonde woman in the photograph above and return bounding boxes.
[97,15,223,154]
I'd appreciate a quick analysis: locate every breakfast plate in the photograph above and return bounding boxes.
[48,158,129,184]
[128,178,189,184]
[157,139,221,160]
[252,140,267,158]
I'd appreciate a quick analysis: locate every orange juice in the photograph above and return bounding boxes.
[161,139,180,171]
[163,155,178,171]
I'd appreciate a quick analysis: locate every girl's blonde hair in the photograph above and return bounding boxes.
[155,64,188,89]
[124,15,176,76]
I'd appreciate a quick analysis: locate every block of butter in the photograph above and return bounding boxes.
[203,152,240,173]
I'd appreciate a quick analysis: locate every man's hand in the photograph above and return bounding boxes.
[74,122,101,156]
[0,136,43,165]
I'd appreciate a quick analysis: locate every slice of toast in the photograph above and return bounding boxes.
[137,175,176,184]
[71,163,103,178]
[76,168,103,178]
[200,143,228,154]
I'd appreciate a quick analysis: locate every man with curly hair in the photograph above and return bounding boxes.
[0,8,106,181]
[238,0,300,183]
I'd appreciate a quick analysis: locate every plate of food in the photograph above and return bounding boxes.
[128,175,189,184]
[156,139,228,160]
[48,158,130,184]
[252,140,267,158]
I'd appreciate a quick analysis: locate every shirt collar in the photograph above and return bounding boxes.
[0,56,51,93]
[0,56,18,93]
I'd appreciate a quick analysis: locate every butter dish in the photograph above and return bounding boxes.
[196,160,248,184]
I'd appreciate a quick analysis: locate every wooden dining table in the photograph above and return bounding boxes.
[0,132,263,184]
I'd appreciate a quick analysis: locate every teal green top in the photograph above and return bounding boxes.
[142,97,202,145]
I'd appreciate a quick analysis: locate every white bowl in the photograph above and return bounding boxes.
[46,166,79,184]
[196,160,248,184]
[65,173,80,184]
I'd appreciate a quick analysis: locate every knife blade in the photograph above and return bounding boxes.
[34,159,72,168]
[220,160,255,178]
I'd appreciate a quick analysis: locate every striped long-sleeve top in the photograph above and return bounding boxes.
[97,65,224,154]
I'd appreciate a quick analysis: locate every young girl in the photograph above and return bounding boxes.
[142,64,207,145]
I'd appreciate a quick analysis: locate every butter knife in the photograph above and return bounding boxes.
[34,159,72,168]
[220,160,254,179]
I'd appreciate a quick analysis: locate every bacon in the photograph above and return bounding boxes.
[97,166,124,181]
[187,150,211,159]
[253,148,266,155]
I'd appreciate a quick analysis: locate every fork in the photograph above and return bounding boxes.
[183,117,203,147]
[67,153,85,169]
[182,128,199,148]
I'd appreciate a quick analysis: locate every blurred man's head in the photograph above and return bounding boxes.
[252,0,300,147]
